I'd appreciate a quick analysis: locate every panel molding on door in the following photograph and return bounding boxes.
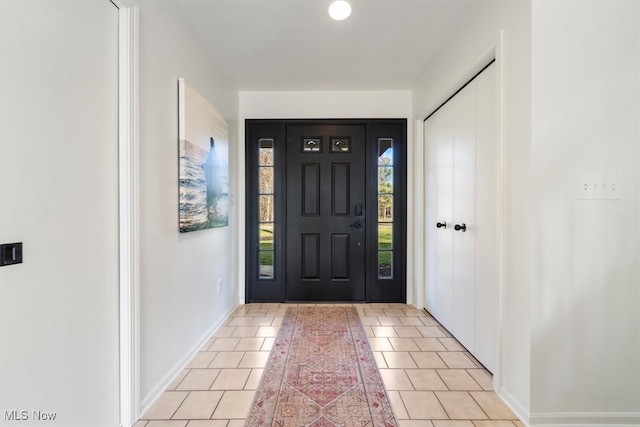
[301,233,321,280]
[332,163,350,216]
[302,163,321,216]
[331,233,351,280]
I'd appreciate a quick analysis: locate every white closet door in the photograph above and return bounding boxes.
[424,112,439,318]
[452,83,477,352]
[434,105,454,330]
[424,62,497,374]
[474,64,497,372]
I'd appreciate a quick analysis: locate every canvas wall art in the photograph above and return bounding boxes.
[178,78,229,232]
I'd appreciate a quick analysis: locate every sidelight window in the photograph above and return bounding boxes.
[258,139,275,279]
[378,138,394,279]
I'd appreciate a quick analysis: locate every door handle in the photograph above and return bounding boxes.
[349,220,363,229]
[436,221,447,229]
[454,223,467,232]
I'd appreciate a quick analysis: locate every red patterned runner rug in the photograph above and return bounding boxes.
[245,306,398,427]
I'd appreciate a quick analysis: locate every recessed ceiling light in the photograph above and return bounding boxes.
[328,0,352,21]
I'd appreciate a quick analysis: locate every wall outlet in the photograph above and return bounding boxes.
[217,278,223,295]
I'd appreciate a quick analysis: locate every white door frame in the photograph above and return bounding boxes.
[114,2,140,426]
[414,32,506,392]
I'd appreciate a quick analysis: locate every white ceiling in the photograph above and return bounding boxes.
[176,0,478,91]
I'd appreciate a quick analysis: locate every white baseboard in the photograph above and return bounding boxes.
[138,303,240,417]
[529,411,640,426]
[494,386,640,427]
[497,385,530,426]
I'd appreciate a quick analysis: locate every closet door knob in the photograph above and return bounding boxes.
[436,222,447,229]
[454,223,467,232]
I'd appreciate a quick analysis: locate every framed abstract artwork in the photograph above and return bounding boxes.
[178,78,229,232]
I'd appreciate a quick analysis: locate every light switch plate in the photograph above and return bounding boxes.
[0,242,23,266]
[577,174,622,200]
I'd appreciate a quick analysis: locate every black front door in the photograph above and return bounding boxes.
[285,124,366,301]
[245,119,407,303]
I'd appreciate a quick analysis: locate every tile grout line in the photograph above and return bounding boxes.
[170,391,191,421]
[430,389,452,421]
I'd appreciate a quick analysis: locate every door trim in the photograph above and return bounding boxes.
[245,119,407,303]
[117,4,140,426]
[416,33,507,397]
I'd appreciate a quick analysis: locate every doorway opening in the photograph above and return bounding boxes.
[245,119,407,302]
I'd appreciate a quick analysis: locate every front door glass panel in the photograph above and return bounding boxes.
[378,138,394,279]
[258,138,275,279]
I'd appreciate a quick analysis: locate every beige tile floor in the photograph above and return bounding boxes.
[137,303,523,427]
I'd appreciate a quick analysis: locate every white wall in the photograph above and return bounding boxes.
[238,90,413,304]
[412,0,532,420]
[121,0,240,413]
[240,91,412,120]
[530,1,640,424]
[0,1,120,425]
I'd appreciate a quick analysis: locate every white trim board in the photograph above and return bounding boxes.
[498,385,530,426]
[529,412,640,427]
[118,5,140,427]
